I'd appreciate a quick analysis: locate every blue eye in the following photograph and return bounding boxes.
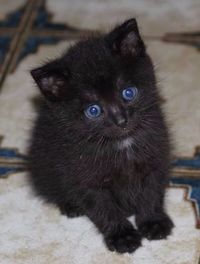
[84,104,101,119]
[122,87,138,101]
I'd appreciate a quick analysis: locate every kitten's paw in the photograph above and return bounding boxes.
[59,203,84,218]
[138,216,174,240]
[105,225,142,254]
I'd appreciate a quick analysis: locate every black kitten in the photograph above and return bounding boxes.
[29,19,174,254]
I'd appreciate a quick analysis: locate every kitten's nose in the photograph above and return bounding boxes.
[114,115,127,128]
[109,105,127,128]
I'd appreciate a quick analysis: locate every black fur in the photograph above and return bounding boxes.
[28,19,174,254]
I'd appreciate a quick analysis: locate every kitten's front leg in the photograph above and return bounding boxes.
[83,189,141,253]
[135,171,174,240]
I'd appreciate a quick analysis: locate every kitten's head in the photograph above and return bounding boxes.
[31,19,159,141]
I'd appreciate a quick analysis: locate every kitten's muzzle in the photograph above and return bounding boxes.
[109,106,128,128]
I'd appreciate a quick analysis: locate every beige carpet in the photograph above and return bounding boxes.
[0,0,200,263]
[0,173,199,264]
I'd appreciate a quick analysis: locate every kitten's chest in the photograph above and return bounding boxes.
[70,138,136,187]
[99,152,136,189]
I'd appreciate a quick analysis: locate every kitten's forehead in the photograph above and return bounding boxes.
[80,75,123,101]
[68,38,116,76]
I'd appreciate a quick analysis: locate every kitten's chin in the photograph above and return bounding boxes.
[102,135,134,151]
[117,136,134,150]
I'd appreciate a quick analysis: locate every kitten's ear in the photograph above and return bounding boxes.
[106,18,145,57]
[30,61,69,102]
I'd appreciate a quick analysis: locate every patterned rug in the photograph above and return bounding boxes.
[0,0,200,263]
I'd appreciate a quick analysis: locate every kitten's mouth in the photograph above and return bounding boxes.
[103,128,132,140]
